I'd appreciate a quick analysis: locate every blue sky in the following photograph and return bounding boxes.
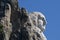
[18,0,60,40]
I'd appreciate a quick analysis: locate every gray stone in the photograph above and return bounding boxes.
[0,0,47,40]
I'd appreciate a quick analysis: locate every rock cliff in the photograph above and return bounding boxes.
[0,0,47,40]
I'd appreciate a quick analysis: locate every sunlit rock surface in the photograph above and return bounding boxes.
[0,0,47,40]
[29,12,47,40]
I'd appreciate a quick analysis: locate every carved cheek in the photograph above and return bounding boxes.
[32,20,36,26]
[31,15,37,26]
[38,20,43,26]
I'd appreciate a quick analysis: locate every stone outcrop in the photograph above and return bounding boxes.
[0,0,47,40]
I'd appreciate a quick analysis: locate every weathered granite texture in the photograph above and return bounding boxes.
[0,0,47,40]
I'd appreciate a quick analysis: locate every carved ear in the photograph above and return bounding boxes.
[5,3,11,22]
[5,4,9,10]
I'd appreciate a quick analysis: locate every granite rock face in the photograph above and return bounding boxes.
[0,0,47,40]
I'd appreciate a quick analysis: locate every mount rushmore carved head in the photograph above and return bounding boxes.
[29,12,47,32]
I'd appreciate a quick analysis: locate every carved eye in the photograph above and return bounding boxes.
[5,4,9,10]
[38,15,46,26]
[41,17,46,26]
[38,15,41,19]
